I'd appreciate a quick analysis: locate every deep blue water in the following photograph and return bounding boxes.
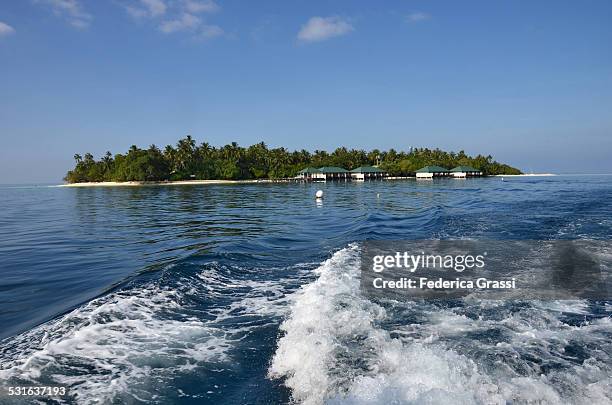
[0,176,611,404]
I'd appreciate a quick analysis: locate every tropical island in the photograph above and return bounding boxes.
[64,136,521,184]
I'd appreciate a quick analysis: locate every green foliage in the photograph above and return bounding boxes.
[64,137,521,183]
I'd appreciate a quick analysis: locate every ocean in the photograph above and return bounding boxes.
[0,176,611,404]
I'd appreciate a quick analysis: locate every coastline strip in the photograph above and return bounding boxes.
[56,173,556,187]
[57,180,269,187]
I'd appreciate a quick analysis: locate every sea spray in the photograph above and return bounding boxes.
[269,244,496,404]
[269,243,612,404]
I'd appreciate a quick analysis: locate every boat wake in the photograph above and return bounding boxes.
[269,244,612,404]
[0,260,311,404]
[1,244,610,404]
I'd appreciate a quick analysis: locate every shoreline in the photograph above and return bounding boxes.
[493,173,555,177]
[57,180,270,187]
[57,173,556,187]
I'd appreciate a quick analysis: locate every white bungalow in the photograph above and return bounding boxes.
[317,167,351,181]
[298,166,350,181]
[297,167,325,181]
[450,165,482,178]
[350,166,388,181]
[415,165,450,179]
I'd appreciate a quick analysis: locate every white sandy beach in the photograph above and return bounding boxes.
[57,180,266,187]
[493,173,555,177]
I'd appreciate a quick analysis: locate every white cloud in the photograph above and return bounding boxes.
[0,22,16,36]
[124,0,223,40]
[126,0,167,18]
[37,0,92,28]
[159,13,200,33]
[407,12,430,23]
[184,0,219,14]
[142,0,167,15]
[198,24,223,39]
[297,16,353,43]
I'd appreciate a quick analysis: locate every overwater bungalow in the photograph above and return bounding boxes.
[297,166,350,181]
[297,167,325,181]
[415,165,450,179]
[350,166,388,181]
[318,167,351,181]
[450,165,482,178]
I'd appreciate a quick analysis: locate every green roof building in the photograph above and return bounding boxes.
[296,167,324,181]
[318,166,349,173]
[350,166,388,181]
[350,166,385,173]
[318,167,350,181]
[297,165,390,181]
[416,165,450,178]
[450,165,482,177]
[297,166,350,181]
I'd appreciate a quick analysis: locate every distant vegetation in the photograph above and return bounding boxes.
[64,136,521,183]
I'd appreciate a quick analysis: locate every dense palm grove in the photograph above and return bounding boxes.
[64,136,521,182]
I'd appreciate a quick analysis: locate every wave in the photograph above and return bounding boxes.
[2,285,221,403]
[269,244,612,404]
[0,260,312,404]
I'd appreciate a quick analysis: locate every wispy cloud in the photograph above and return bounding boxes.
[184,0,219,14]
[159,12,223,39]
[297,16,353,43]
[198,24,223,39]
[37,0,92,28]
[126,0,167,19]
[123,0,224,40]
[159,13,200,33]
[0,22,16,37]
[406,12,430,23]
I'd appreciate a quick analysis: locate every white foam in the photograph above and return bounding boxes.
[268,245,495,404]
[269,244,612,405]
[0,262,311,404]
[0,285,230,404]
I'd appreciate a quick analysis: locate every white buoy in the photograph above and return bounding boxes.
[315,190,324,199]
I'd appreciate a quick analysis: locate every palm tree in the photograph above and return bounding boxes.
[176,135,196,174]
[101,151,113,175]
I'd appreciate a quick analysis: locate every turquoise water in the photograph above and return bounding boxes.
[0,176,611,404]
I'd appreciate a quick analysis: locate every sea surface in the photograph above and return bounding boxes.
[0,176,611,404]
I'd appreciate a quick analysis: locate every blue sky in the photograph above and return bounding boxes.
[1,0,611,182]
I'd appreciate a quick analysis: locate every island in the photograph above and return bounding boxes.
[64,136,522,184]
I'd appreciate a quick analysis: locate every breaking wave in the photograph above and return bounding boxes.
[0,260,311,404]
[269,244,612,404]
